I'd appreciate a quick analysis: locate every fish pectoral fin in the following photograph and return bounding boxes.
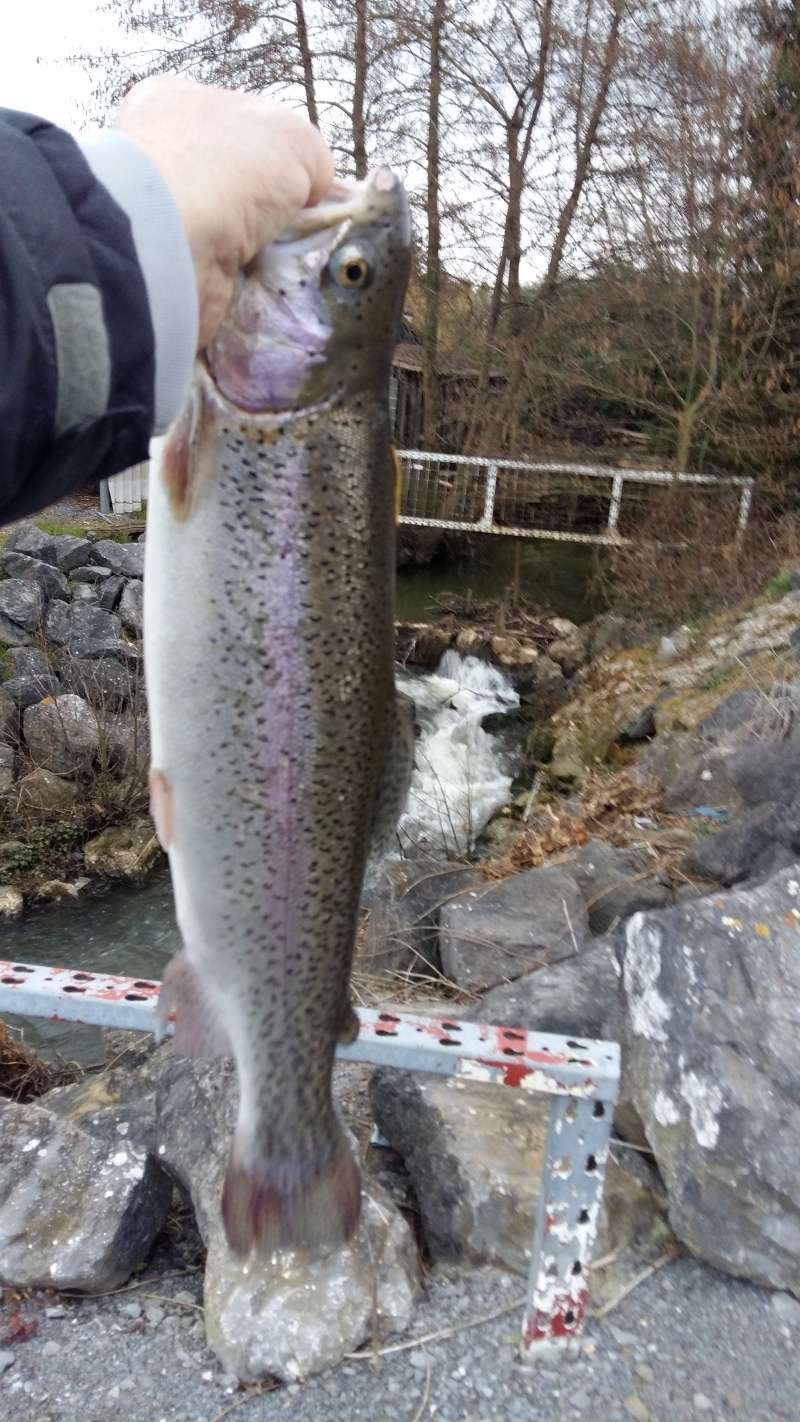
[338,1000,360,1045]
[156,948,232,1060]
[368,690,415,864]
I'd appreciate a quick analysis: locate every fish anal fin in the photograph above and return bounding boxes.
[221,1120,362,1258]
[155,948,232,1060]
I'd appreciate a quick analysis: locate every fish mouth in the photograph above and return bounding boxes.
[204,168,409,418]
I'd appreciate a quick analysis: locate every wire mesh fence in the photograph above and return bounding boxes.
[398,451,754,546]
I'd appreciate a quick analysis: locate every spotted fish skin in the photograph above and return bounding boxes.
[144,170,411,1255]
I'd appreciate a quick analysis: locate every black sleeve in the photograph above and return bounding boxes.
[0,109,155,525]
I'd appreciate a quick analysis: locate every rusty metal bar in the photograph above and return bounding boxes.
[0,958,619,1361]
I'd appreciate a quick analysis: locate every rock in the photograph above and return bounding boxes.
[59,654,140,710]
[362,859,481,976]
[0,1095,171,1292]
[439,868,589,993]
[1,673,62,709]
[36,879,81,903]
[624,1398,651,1422]
[39,534,94,571]
[72,583,100,604]
[588,612,629,656]
[464,936,623,1041]
[0,745,14,793]
[16,767,79,812]
[617,706,656,744]
[726,742,800,806]
[682,804,780,885]
[697,687,796,746]
[119,579,144,636]
[567,839,671,932]
[370,1070,665,1279]
[547,625,589,677]
[454,627,487,657]
[44,602,135,662]
[204,1185,418,1382]
[622,867,800,1292]
[692,1396,713,1415]
[790,570,800,592]
[0,886,23,918]
[102,712,150,778]
[0,552,70,600]
[23,694,99,775]
[723,1392,744,1413]
[657,626,692,662]
[83,821,159,877]
[4,523,50,559]
[8,646,49,678]
[520,654,568,719]
[652,743,744,816]
[90,539,145,578]
[71,565,112,584]
[548,725,587,784]
[156,1053,418,1382]
[0,578,45,643]
[0,1349,14,1375]
[0,690,15,743]
[97,574,126,611]
[771,1291,800,1324]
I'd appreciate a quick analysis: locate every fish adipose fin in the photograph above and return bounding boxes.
[222,1118,362,1257]
[155,948,233,1059]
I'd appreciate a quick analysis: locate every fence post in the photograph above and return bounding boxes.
[481,462,499,531]
[607,473,624,536]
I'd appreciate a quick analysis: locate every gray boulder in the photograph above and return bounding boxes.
[0,1096,171,1293]
[698,683,800,747]
[363,859,481,976]
[370,1070,667,1283]
[647,740,745,815]
[439,868,589,992]
[0,578,45,644]
[23,694,99,775]
[91,539,145,578]
[0,745,14,793]
[157,1054,418,1382]
[59,655,139,710]
[622,867,800,1291]
[102,712,150,778]
[726,742,800,807]
[683,804,781,885]
[547,624,589,678]
[39,534,94,571]
[567,839,671,932]
[467,935,623,1042]
[0,552,70,600]
[119,579,144,636]
[3,523,51,559]
[70,565,112,584]
[97,575,125,611]
[16,766,79,811]
[71,583,100,605]
[44,602,123,657]
[1,673,61,710]
[8,646,50,679]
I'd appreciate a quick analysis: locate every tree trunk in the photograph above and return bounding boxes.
[352,0,369,178]
[294,0,319,127]
[422,0,445,450]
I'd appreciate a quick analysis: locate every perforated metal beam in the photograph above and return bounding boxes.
[0,958,619,1361]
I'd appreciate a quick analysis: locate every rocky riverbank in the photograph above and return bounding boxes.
[3,548,800,1393]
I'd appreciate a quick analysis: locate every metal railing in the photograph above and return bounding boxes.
[398,450,754,546]
[0,958,619,1362]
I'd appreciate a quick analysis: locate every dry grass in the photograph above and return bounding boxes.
[0,1019,81,1102]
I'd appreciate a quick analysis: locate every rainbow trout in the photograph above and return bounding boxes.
[144,169,412,1256]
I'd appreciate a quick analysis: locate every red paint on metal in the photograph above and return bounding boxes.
[523,1289,589,1345]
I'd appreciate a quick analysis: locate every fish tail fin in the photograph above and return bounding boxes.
[221,1117,362,1257]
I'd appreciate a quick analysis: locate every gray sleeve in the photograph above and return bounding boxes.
[78,129,198,433]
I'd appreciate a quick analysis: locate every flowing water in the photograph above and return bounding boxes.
[3,653,520,1062]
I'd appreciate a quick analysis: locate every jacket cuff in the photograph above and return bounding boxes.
[78,129,197,433]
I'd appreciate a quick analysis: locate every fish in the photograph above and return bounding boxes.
[143,168,413,1257]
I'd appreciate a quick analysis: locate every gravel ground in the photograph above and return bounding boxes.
[2,1252,798,1422]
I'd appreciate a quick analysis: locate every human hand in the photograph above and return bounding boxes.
[116,77,334,349]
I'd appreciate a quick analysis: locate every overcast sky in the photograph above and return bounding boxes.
[2,1,124,133]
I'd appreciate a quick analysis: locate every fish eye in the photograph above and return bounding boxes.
[332,246,372,289]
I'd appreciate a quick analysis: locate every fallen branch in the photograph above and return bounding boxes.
[591,1245,680,1320]
[346,1296,525,1360]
